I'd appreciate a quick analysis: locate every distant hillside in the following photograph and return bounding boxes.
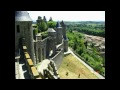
[66,21,105,37]
[64,21,105,25]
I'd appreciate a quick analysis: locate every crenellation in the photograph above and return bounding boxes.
[15,11,68,79]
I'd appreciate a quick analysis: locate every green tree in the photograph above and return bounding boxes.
[39,20,48,32]
[69,40,74,47]
[73,42,77,50]
[37,16,42,26]
[47,21,56,28]
[70,29,73,33]
[93,61,101,71]
[84,41,88,48]
[47,17,56,28]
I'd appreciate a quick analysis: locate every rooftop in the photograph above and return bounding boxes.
[15,11,32,21]
[56,21,62,28]
[47,28,56,32]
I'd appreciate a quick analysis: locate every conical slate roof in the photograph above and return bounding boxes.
[56,21,62,28]
[15,11,32,21]
[61,20,65,25]
[47,28,56,32]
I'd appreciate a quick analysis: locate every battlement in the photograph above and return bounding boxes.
[15,11,68,79]
[22,45,61,79]
[23,45,42,79]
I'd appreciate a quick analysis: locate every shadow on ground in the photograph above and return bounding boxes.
[19,56,31,79]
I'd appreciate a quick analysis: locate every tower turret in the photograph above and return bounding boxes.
[15,11,35,64]
[56,21,63,44]
[47,28,56,56]
[60,20,68,52]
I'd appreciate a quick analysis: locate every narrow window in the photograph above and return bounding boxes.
[17,25,20,33]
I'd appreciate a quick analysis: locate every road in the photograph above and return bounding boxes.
[65,47,105,79]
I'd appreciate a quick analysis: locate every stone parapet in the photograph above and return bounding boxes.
[23,45,41,79]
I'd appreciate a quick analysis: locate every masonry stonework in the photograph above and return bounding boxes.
[15,11,68,79]
[15,11,35,65]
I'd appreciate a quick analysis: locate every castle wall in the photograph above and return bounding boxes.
[22,45,41,79]
[15,21,35,65]
[15,22,25,50]
[51,48,64,69]
[47,31,56,56]
[64,40,68,52]
[25,21,35,65]
[35,37,47,64]
[56,41,64,50]
[62,27,66,38]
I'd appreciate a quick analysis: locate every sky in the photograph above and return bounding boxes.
[27,11,105,22]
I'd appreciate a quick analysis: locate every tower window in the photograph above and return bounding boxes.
[17,25,20,33]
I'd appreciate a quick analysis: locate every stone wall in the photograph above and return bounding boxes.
[15,21,35,64]
[56,28,63,44]
[56,41,64,50]
[22,45,61,79]
[15,22,25,50]
[37,60,60,79]
[23,45,42,79]
[64,40,68,52]
[34,37,48,64]
[51,48,64,69]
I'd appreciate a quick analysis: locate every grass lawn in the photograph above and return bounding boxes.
[58,54,98,79]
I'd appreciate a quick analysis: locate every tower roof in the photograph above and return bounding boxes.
[15,11,32,21]
[60,20,66,27]
[56,21,62,28]
[47,28,56,32]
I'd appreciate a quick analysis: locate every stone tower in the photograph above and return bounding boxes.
[56,21,63,44]
[60,20,68,52]
[61,20,66,38]
[15,11,35,64]
[47,28,56,56]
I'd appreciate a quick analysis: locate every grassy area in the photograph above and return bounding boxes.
[58,54,98,79]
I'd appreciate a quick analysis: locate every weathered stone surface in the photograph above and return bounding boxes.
[51,49,64,69]
[15,11,35,65]
[64,40,68,52]
[27,59,34,66]
[15,12,68,79]
[37,59,50,75]
[31,66,39,77]
[25,52,30,59]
